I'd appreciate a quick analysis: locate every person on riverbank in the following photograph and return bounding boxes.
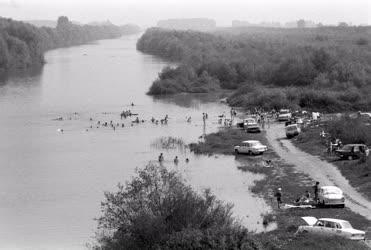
[313,182,320,201]
[275,188,282,209]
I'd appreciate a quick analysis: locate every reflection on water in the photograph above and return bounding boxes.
[0,35,271,249]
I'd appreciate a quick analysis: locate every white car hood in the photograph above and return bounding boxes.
[301,216,317,226]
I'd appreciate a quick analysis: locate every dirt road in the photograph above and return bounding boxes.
[266,123,371,220]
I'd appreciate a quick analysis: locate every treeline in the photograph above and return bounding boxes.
[137,27,371,112]
[0,16,127,72]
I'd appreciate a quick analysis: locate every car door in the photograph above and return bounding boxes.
[241,143,248,153]
[311,220,325,234]
[334,223,344,237]
[353,146,360,158]
[323,221,336,236]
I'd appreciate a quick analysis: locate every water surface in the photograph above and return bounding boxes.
[0,35,270,249]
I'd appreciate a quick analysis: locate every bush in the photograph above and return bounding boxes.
[94,164,256,249]
[327,116,371,145]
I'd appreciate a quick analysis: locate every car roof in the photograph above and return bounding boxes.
[319,218,348,223]
[242,140,259,143]
[343,144,366,147]
[320,186,342,191]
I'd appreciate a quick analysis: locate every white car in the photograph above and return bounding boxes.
[318,186,345,207]
[297,217,365,240]
[278,109,292,121]
[234,140,267,155]
[285,124,301,138]
[243,118,260,133]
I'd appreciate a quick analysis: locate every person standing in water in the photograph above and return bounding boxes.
[158,153,164,163]
[174,156,179,165]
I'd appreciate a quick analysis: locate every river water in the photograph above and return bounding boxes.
[0,35,271,249]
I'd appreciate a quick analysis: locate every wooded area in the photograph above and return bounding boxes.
[137,27,371,112]
[0,16,126,72]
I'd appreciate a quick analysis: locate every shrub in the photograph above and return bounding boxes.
[94,164,255,249]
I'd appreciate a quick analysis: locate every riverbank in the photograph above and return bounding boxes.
[292,120,371,200]
[190,126,371,249]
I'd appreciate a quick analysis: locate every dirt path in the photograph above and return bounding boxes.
[266,123,371,220]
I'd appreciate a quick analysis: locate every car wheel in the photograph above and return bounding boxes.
[235,149,239,154]
[248,150,252,155]
[348,156,353,160]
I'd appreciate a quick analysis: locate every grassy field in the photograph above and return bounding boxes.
[190,127,371,249]
[293,124,371,200]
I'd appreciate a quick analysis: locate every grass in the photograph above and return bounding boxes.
[190,127,371,249]
[293,125,371,200]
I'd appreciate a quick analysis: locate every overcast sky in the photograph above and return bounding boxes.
[0,0,369,26]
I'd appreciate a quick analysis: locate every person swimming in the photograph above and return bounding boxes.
[174,156,179,165]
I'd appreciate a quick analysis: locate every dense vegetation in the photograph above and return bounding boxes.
[94,164,370,249]
[0,16,126,73]
[137,27,371,112]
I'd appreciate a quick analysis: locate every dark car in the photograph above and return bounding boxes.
[335,144,370,160]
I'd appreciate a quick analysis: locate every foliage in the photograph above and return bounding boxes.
[137,27,371,111]
[327,116,371,145]
[0,16,129,72]
[94,164,257,249]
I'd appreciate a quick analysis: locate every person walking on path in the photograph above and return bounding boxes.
[275,188,282,209]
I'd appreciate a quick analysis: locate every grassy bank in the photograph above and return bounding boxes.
[190,127,371,249]
[293,118,371,200]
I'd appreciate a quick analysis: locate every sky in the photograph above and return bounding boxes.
[0,0,369,26]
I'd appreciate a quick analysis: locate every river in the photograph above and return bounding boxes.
[0,35,271,249]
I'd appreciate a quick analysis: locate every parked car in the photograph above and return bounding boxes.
[234,140,267,155]
[277,109,292,121]
[317,186,345,207]
[297,217,365,240]
[335,144,370,160]
[243,118,260,133]
[285,124,301,139]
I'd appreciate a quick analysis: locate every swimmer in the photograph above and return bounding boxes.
[174,156,179,165]
[185,158,189,163]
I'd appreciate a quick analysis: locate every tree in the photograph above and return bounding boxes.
[94,164,255,249]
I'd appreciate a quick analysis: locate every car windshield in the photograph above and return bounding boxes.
[340,221,353,229]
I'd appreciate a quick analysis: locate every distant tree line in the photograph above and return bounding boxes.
[137,27,371,112]
[0,16,136,73]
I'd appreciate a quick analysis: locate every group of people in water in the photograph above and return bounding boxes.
[158,153,189,165]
